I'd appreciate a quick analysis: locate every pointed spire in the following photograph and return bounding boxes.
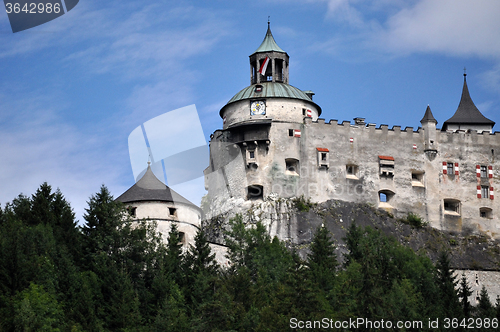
[253,21,285,54]
[420,105,438,124]
[443,73,495,128]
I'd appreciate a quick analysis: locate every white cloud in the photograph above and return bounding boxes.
[380,0,500,58]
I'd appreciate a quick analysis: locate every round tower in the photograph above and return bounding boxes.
[219,23,321,129]
[116,164,202,247]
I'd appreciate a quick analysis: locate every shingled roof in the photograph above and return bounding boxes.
[442,75,495,129]
[116,165,198,208]
[420,105,438,124]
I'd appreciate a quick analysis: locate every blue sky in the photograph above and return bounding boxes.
[1,0,500,222]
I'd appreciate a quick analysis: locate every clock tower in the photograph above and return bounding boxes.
[218,23,321,129]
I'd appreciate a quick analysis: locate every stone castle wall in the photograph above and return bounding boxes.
[206,113,500,238]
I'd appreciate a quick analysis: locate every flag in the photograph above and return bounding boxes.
[259,57,270,75]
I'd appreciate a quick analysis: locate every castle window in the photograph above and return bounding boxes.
[246,148,257,168]
[447,162,454,175]
[480,207,493,219]
[378,190,395,208]
[254,85,263,93]
[481,186,489,199]
[128,207,137,217]
[316,148,329,168]
[286,158,300,176]
[288,129,294,137]
[247,185,263,200]
[411,171,424,187]
[169,207,177,216]
[480,166,488,178]
[378,156,394,177]
[178,232,185,245]
[346,165,359,179]
[444,199,460,215]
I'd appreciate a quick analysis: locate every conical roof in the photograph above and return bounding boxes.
[420,105,438,124]
[252,23,285,54]
[443,75,495,128]
[116,165,198,208]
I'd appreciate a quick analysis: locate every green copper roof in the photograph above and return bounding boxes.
[223,82,321,115]
[253,24,285,54]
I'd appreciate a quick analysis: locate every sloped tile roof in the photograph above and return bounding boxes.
[116,166,199,209]
[443,75,495,128]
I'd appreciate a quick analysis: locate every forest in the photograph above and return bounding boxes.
[0,183,499,331]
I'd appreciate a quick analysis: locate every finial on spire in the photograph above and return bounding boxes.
[147,154,151,166]
[268,16,270,27]
[464,67,467,77]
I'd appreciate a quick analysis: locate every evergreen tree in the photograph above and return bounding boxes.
[307,224,338,294]
[458,273,473,318]
[435,251,461,318]
[477,285,495,318]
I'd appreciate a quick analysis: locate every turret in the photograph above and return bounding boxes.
[249,22,289,84]
[442,73,495,133]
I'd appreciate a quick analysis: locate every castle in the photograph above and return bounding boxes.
[116,24,500,303]
[204,23,499,239]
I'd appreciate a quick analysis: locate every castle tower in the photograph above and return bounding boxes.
[219,23,321,129]
[116,164,201,247]
[442,73,495,133]
[249,22,289,84]
[420,105,438,159]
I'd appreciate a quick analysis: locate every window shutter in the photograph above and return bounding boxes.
[443,162,447,175]
[490,187,494,200]
[476,165,481,177]
[488,166,493,178]
[455,163,459,176]
[477,186,482,199]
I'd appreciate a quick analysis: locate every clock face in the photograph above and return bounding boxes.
[250,100,266,115]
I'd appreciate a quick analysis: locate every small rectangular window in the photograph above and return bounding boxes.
[302,108,306,116]
[480,166,488,178]
[481,186,489,199]
[411,171,424,187]
[321,153,327,161]
[288,129,294,136]
[249,151,255,159]
[346,165,358,179]
[169,207,177,216]
[444,199,460,215]
[480,207,493,219]
[447,162,454,175]
[379,156,394,177]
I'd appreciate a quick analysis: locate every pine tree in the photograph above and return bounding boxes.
[435,251,461,318]
[458,273,473,318]
[307,224,338,293]
[477,285,494,318]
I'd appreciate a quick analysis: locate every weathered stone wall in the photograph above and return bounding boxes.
[455,270,500,305]
[128,200,201,248]
[206,110,500,238]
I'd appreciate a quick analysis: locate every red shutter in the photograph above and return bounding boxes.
[443,162,447,175]
[477,186,482,199]
[489,166,493,178]
[476,165,481,177]
[490,187,494,200]
[455,163,459,176]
